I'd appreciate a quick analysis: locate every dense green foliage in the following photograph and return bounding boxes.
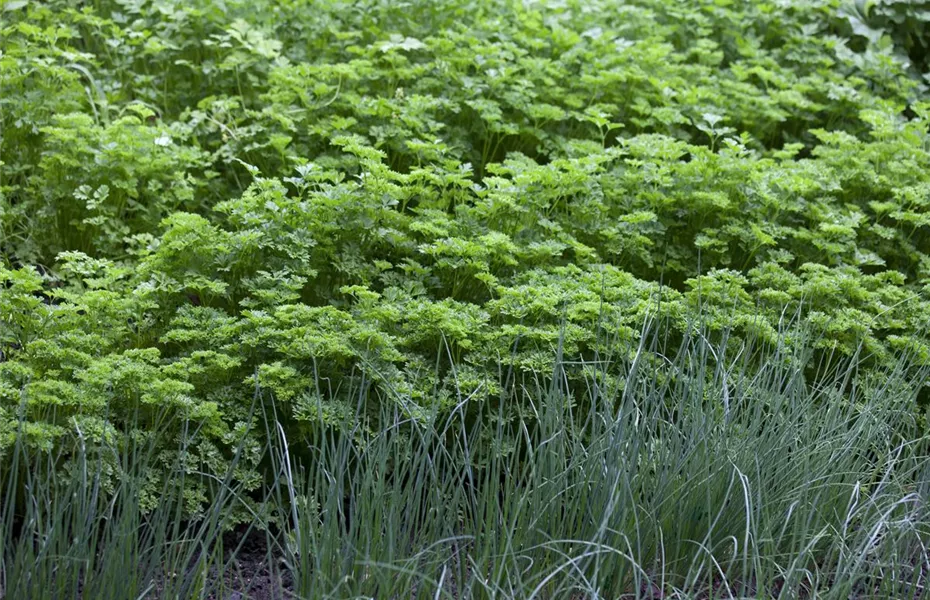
[2,0,930,529]
[839,0,930,75]
[3,0,930,597]
[3,334,929,598]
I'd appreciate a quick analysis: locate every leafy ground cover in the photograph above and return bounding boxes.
[1,0,930,598]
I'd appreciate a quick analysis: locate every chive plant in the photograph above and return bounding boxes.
[260,326,930,599]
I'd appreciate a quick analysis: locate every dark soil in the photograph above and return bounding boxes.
[206,526,293,600]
